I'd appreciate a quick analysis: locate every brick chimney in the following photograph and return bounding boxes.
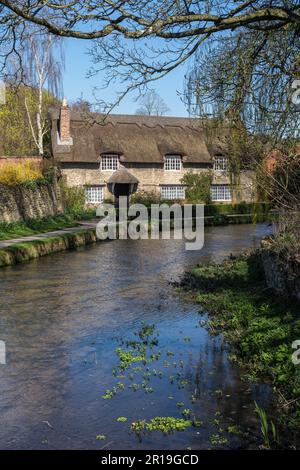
[59,98,71,142]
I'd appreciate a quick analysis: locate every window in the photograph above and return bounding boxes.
[213,155,228,172]
[164,155,182,171]
[160,185,185,200]
[101,154,119,171]
[85,186,104,204]
[211,184,231,202]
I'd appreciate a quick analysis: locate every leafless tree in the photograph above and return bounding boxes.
[136,90,170,116]
[71,96,92,113]
[0,1,298,111]
[185,28,300,142]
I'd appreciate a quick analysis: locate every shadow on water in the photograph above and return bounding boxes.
[0,223,273,449]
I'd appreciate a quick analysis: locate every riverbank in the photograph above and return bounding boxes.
[180,253,300,447]
[0,227,98,267]
[0,211,96,241]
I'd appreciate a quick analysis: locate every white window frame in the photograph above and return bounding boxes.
[213,155,228,172]
[211,184,232,202]
[85,185,104,204]
[164,155,182,172]
[160,185,185,200]
[100,154,119,171]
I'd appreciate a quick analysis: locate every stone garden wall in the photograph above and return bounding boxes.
[0,178,63,223]
[261,247,300,301]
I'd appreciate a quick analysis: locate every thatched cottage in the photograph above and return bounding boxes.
[50,103,255,205]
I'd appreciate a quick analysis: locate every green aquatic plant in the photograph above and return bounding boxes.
[102,387,117,399]
[148,417,192,434]
[129,383,139,391]
[117,417,128,422]
[96,434,106,440]
[181,409,190,419]
[131,420,146,438]
[136,323,157,342]
[210,434,228,446]
[179,379,189,388]
[131,417,193,436]
[193,419,204,428]
[166,351,175,357]
[254,402,279,448]
[150,352,161,361]
[116,348,146,368]
[116,382,125,390]
[191,394,197,403]
[227,425,243,436]
[255,402,270,448]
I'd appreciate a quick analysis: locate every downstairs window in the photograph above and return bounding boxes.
[85,186,104,204]
[210,184,232,202]
[160,185,185,200]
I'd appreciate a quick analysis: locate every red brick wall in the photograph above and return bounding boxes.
[59,106,71,141]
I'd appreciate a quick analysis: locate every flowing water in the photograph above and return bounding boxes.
[0,223,273,449]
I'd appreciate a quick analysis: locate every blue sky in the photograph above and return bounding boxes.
[63,39,189,116]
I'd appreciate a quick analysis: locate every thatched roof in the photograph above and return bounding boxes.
[107,167,139,184]
[50,110,222,164]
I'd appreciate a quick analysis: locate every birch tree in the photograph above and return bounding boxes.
[23,32,64,156]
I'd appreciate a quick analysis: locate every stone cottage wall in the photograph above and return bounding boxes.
[60,164,255,203]
[0,178,63,223]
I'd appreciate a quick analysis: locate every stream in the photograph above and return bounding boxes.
[0,223,273,449]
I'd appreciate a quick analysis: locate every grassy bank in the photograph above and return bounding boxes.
[0,228,98,267]
[0,210,96,241]
[183,254,300,434]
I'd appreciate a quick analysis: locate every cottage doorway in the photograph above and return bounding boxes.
[113,183,131,206]
[107,167,139,207]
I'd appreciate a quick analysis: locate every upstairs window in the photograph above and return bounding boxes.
[101,154,119,171]
[213,155,228,172]
[211,184,231,202]
[164,155,182,171]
